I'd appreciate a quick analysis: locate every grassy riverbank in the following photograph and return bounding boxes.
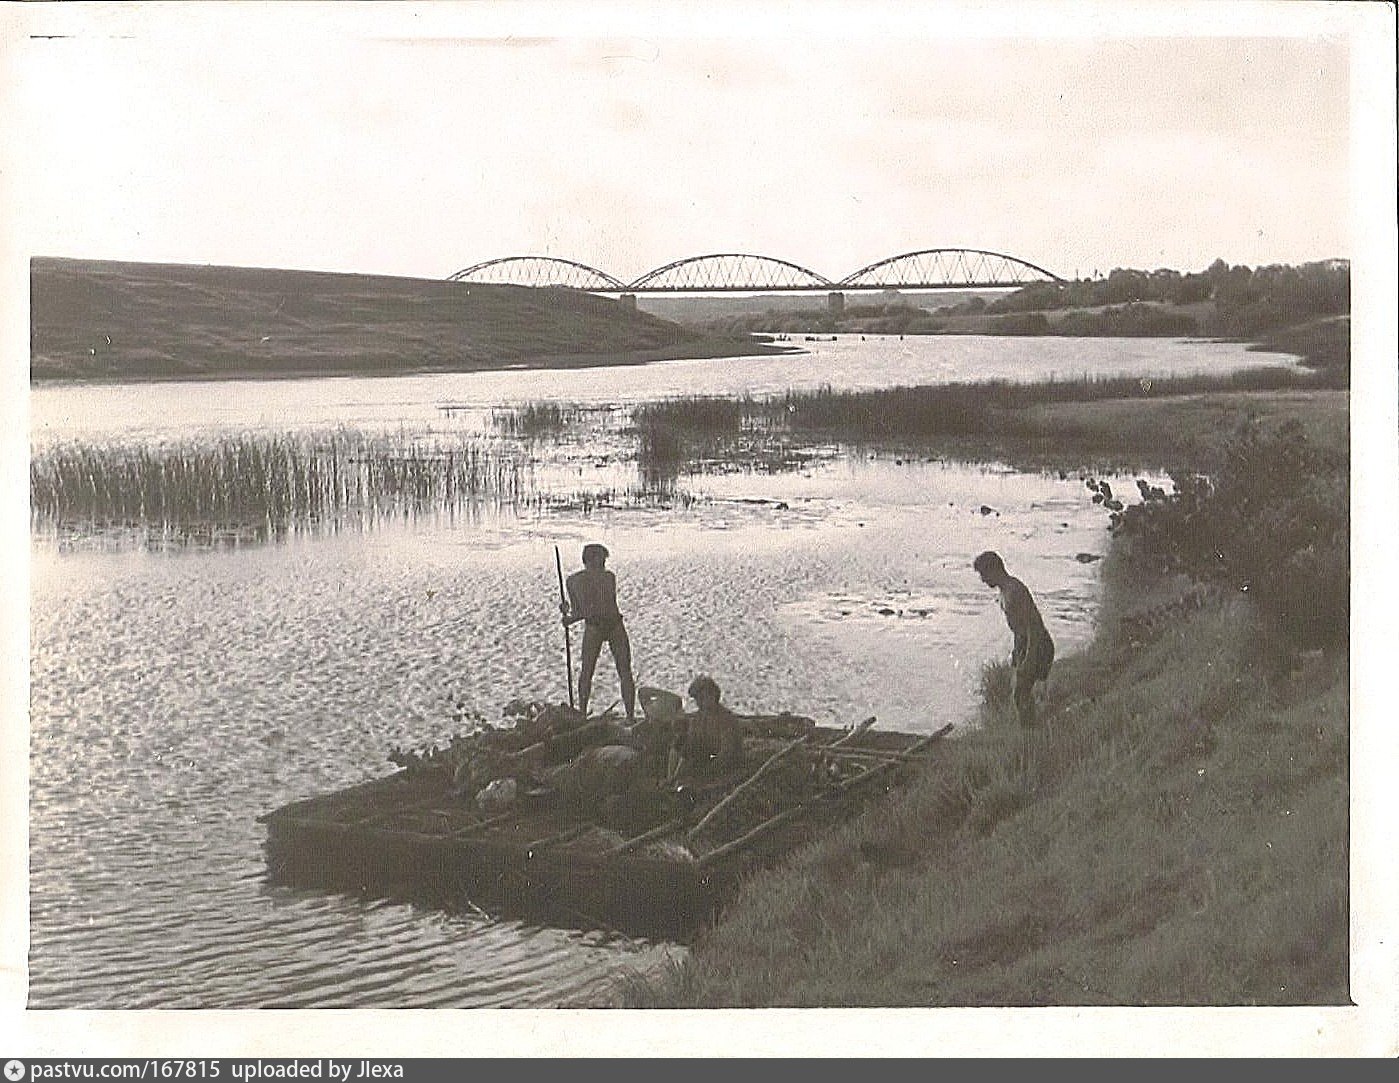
[635,556,1348,1006]
[633,369,1348,471]
[29,258,778,381]
[631,387,1349,1007]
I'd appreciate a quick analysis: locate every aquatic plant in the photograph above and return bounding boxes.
[29,426,715,549]
[630,367,1314,446]
[29,429,533,538]
[490,402,582,438]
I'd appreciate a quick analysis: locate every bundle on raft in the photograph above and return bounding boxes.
[260,698,952,938]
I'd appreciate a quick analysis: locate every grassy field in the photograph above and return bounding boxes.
[631,387,1350,1007]
[29,258,778,381]
[1014,387,1349,466]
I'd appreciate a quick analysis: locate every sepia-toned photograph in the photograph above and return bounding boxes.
[3,0,1396,1058]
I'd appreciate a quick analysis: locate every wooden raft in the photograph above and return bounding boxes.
[260,718,953,938]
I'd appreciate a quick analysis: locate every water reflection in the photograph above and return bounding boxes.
[31,411,845,552]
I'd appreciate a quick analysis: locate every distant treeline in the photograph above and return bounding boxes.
[975,258,1350,335]
[702,258,1351,361]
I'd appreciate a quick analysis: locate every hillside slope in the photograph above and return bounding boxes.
[30,258,774,381]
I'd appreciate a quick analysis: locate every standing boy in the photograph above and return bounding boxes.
[973,550,1055,725]
[561,543,637,721]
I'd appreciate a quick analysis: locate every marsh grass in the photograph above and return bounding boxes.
[490,402,585,438]
[539,485,699,515]
[632,367,1313,443]
[30,428,712,546]
[632,549,1348,1007]
[30,429,533,537]
[628,368,1340,477]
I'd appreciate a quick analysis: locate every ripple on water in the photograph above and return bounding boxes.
[29,457,1124,1007]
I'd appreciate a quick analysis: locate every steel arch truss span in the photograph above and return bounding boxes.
[838,249,1063,289]
[628,253,833,292]
[448,256,628,290]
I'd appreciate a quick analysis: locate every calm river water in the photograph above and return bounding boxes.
[27,334,1297,1007]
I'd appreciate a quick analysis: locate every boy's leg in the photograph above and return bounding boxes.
[1015,631,1053,726]
[578,625,604,716]
[1013,666,1036,726]
[609,625,637,720]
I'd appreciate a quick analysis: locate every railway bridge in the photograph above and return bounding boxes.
[447,248,1063,312]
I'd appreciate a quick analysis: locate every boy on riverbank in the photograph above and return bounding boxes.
[974,550,1055,726]
[561,543,637,722]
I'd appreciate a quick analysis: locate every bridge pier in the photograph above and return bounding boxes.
[827,291,845,315]
[617,293,638,311]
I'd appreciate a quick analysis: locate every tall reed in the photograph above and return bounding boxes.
[490,402,581,438]
[30,429,532,534]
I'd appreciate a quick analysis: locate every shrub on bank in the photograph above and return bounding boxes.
[1097,418,1348,651]
[1056,303,1199,337]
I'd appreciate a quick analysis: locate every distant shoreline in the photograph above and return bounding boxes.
[29,256,1346,386]
[29,340,796,388]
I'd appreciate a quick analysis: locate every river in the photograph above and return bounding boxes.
[27,334,1298,1007]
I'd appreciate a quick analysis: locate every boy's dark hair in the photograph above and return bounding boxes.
[973,550,1006,577]
[582,543,609,565]
[687,675,721,703]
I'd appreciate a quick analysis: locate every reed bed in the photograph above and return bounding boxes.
[30,429,533,534]
[537,485,698,515]
[489,402,585,438]
[631,366,1313,441]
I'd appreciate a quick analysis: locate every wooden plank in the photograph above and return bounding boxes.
[607,815,689,856]
[819,745,931,765]
[687,733,810,841]
[525,823,595,852]
[449,808,523,838]
[690,718,881,843]
[832,724,953,794]
[827,716,878,748]
[698,723,952,867]
[353,788,457,827]
[698,803,810,868]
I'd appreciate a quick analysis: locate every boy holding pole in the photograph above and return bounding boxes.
[560,543,637,722]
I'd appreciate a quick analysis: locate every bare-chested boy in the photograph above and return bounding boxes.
[561,543,637,721]
[974,550,1055,726]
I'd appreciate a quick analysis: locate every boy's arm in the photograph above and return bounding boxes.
[562,575,583,625]
[666,721,689,783]
[718,722,744,770]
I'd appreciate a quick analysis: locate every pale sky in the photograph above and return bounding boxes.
[0,0,1365,284]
